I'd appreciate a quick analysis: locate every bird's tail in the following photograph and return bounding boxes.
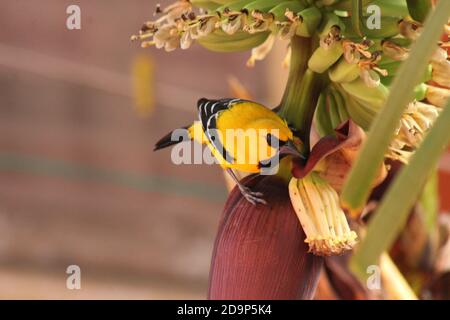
[154,124,192,151]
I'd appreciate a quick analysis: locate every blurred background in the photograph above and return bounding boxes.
[0,0,448,299]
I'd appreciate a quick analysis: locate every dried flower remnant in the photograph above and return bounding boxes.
[221,8,247,35]
[358,52,389,88]
[342,40,372,65]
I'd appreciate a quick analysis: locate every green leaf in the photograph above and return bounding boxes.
[351,0,364,37]
[350,100,450,281]
[419,170,438,233]
[341,1,450,213]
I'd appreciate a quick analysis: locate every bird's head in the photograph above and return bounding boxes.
[251,119,302,159]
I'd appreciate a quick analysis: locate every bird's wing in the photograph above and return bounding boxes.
[197,98,243,163]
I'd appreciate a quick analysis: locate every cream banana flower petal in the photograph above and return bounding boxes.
[246,33,276,67]
[387,101,441,163]
[289,173,358,256]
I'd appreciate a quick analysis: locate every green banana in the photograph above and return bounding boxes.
[421,64,433,83]
[339,85,380,130]
[328,87,344,129]
[331,0,408,17]
[380,62,432,87]
[331,86,350,124]
[296,6,323,37]
[329,0,372,11]
[242,0,284,14]
[414,83,428,101]
[341,16,401,39]
[318,12,345,38]
[380,75,395,87]
[216,0,251,13]
[329,57,360,83]
[341,78,389,110]
[406,0,433,22]
[314,86,350,136]
[378,59,401,76]
[212,0,246,4]
[269,1,307,21]
[308,42,344,74]
[314,92,335,136]
[345,93,376,130]
[197,30,270,52]
[385,37,412,48]
[369,0,409,18]
[190,0,222,10]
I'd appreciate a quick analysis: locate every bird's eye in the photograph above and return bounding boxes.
[266,133,286,147]
[266,133,274,146]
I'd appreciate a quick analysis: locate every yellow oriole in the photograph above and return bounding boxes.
[154,98,301,204]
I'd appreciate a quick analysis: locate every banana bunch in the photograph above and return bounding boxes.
[289,173,358,256]
[133,0,448,164]
[314,86,349,136]
[307,13,345,73]
[131,0,355,54]
[197,29,270,52]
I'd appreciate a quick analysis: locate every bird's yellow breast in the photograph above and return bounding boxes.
[189,101,291,173]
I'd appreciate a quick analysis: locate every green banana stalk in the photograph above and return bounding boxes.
[197,29,270,52]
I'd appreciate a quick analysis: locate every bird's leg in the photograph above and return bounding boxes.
[226,169,267,205]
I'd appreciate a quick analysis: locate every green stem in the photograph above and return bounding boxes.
[351,0,364,37]
[279,36,324,155]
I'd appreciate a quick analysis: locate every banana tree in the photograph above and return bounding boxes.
[132,0,450,299]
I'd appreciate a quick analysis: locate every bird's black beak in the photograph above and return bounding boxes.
[279,140,305,159]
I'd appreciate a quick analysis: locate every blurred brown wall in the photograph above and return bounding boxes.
[0,0,281,299]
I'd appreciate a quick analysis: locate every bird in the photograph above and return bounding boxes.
[154,98,302,204]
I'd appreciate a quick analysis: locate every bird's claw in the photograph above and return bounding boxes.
[240,187,267,205]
